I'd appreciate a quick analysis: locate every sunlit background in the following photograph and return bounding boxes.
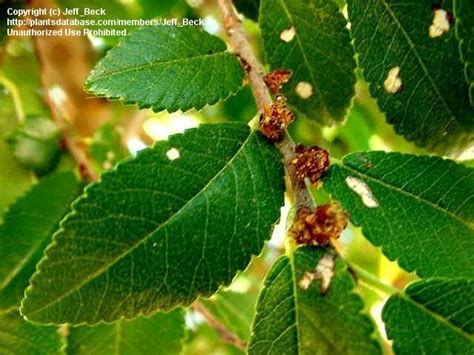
[1,0,470,353]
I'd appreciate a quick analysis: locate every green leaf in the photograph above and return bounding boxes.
[55,0,135,45]
[0,144,32,217]
[6,116,61,175]
[222,86,258,123]
[0,109,33,218]
[323,151,474,278]
[21,123,285,324]
[66,309,185,355]
[454,0,474,105]
[0,310,62,355]
[260,0,356,124]
[86,26,245,113]
[0,37,50,213]
[0,172,82,310]
[56,0,186,45]
[89,124,128,173]
[383,278,474,354]
[248,247,381,354]
[348,0,474,153]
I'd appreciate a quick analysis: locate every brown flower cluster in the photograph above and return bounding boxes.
[259,95,295,142]
[291,144,330,186]
[289,201,348,246]
[264,69,293,94]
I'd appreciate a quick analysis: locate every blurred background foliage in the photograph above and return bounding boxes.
[0,0,431,353]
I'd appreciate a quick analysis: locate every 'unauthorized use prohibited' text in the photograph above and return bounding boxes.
[5,7,205,37]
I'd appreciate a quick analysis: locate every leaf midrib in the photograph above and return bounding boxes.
[340,163,474,230]
[289,255,302,354]
[25,130,254,318]
[289,253,356,354]
[87,51,232,82]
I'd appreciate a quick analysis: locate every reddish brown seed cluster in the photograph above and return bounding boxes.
[291,144,330,186]
[289,202,348,246]
[264,69,293,94]
[259,95,295,142]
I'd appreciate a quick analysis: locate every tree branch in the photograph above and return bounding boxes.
[218,0,271,111]
[217,0,312,208]
[192,301,247,351]
[32,36,98,181]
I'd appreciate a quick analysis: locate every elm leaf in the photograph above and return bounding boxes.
[323,151,474,278]
[0,310,62,355]
[348,0,474,153]
[259,0,356,124]
[248,247,381,354]
[21,123,285,324]
[383,278,474,354]
[0,172,82,310]
[85,26,245,113]
[66,309,185,355]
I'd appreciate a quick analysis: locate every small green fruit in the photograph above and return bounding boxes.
[6,116,61,175]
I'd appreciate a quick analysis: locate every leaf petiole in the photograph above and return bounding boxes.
[347,261,400,296]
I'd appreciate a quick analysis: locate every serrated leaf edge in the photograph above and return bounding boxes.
[84,28,245,113]
[0,172,80,310]
[324,151,474,279]
[347,0,473,153]
[20,123,282,326]
[248,248,381,353]
[382,278,474,349]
